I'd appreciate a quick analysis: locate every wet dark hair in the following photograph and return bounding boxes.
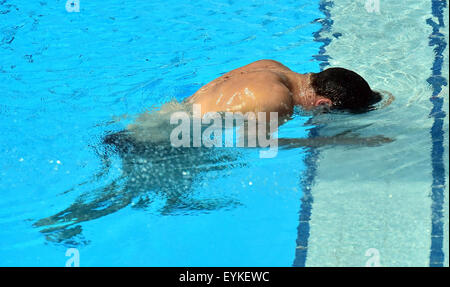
[311,67,382,112]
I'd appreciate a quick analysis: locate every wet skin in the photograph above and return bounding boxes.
[184,59,393,147]
[185,59,332,117]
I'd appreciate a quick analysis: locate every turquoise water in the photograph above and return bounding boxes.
[0,0,320,266]
[302,0,449,267]
[0,0,448,267]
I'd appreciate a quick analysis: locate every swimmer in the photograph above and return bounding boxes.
[35,61,394,243]
[125,59,393,147]
[185,59,384,116]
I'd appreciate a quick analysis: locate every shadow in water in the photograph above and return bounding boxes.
[33,130,247,246]
[32,109,395,246]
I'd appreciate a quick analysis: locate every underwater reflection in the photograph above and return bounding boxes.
[33,129,247,245]
[33,105,394,245]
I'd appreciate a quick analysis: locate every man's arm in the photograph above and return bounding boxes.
[278,133,394,148]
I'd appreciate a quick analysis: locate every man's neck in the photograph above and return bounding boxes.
[284,72,315,106]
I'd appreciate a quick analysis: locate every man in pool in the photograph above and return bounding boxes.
[185,59,382,116]
[121,59,391,148]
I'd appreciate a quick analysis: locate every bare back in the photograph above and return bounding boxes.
[186,60,296,116]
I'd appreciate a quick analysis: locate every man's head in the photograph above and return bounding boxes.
[310,67,381,112]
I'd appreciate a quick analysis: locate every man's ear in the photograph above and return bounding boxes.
[314,98,332,107]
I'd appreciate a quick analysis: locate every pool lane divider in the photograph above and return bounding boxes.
[293,0,334,267]
[427,0,448,268]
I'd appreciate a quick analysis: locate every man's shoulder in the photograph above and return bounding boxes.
[245,59,290,70]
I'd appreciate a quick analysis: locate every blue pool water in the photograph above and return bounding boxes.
[0,0,448,267]
[0,0,321,266]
